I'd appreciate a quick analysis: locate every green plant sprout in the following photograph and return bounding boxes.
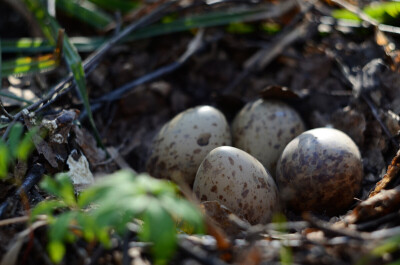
[31,170,205,264]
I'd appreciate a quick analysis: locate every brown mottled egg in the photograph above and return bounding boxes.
[146,106,231,186]
[193,146,280,224]
[232,99,305,175]
[276,128,363,215]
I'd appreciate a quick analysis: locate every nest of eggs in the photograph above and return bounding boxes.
[147,99,364,223]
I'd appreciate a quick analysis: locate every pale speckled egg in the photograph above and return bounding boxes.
[232,99,305,176]
[146,106,231,186]
[193,146,280,224]
[276,128,363,215]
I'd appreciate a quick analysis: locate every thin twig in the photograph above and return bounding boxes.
[355,210,400,231]
[178,239,229,265]
[92,29,206,104]
[0,216,29,226]
[303,213,364,240]
[0,99,14,120]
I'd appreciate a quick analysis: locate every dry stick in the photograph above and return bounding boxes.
[0,163,45,219]
[178,240,229,265]
[0,216,29,226]
[0,99,14,120]
[355,210,400,231]
[303,213,364,240]
[1,1,177,141]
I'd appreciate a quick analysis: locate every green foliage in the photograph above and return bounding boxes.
[2,54,58,76]
[332,2,400,25]
[272,213,294,265]
[0,123,37,178]
[32,170,205,264]
[372,235,400,264]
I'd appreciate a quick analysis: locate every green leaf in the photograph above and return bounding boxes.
[31,200,68,219]
[160,195,204,234]
[140,199,177,264]
[40,174,76,207]
[372,235,400,256]
[56,0,113,30]
[0,141,9,178]
[49,211,77,242]
[48,240,66,263]
[35,170,204,264]
[226,22,256,34]
[17,126,38,161]
[280,246,293,265]
[8,123,23,158]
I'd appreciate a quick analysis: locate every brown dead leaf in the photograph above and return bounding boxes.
[23,112,58,168]
[345,185,400,224]
[369,150,400,198]
[73,126,106,166]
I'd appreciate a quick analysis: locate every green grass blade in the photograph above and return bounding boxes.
[3,3,293,54]
[88,0,140,12]
[332,1,400,24]
[56,0,113,30]
[22,0,104,148]
[130,4,292,39]
[1,37,106,53]
[2,54,58,76]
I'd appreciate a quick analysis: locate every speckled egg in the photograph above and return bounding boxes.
[276,128,363,215]
[232,99,305,175]
[146,106,231,186]
[193,146,280,224]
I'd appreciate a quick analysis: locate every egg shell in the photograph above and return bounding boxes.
[147,106,231,186]
[232,99,305,175]
[193,146,280,224]
[276,127,363,215]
